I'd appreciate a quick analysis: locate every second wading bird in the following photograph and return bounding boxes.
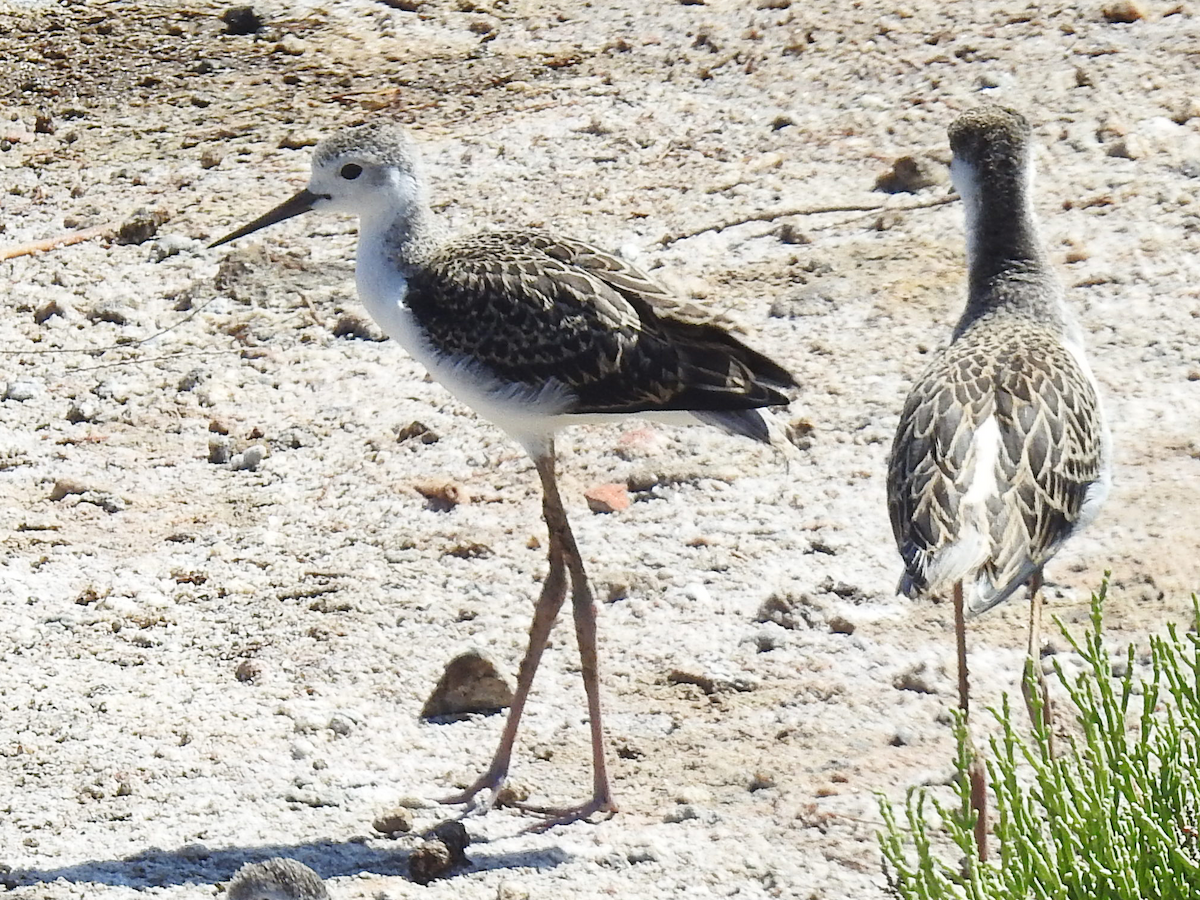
[211,122,796,824]
[887,105,1111,858]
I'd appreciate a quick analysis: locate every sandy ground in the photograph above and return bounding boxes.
[1,0,1198,897]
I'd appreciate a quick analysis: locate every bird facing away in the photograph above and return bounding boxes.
[211,122,796,824]
[886,104,1110,857]
[226,858,329,900]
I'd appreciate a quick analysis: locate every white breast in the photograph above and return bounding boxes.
[353,237,575,456]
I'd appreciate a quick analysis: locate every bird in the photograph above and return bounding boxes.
[886,104,1111,858]
[210,121,796,824]
[226,858,329,900]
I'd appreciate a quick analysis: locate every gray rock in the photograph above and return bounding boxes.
[227,858,329,900]
[149,234,197,262]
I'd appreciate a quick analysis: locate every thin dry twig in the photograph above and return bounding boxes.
[660,194,958,246]
[0,221,118,261]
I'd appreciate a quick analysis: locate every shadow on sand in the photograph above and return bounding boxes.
[8,835,570,890]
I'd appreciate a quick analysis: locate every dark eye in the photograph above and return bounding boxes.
[340,163,363,180]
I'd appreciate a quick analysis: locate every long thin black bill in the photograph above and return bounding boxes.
[208,188,322,248]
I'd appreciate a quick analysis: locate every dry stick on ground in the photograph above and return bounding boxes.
[660,194,958,246]
[0,221,118,261]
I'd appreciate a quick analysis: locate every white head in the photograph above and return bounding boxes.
[307,122,425,221]
[211,122,427,247]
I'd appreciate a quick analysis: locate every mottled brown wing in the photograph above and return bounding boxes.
[979,332,1105,609]
[888,326,1105,612]
[407,230,793,416]
[888,338,996,598]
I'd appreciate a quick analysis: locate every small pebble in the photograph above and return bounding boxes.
[333,312,386,341]
[149,234,196,262]
[372,806,415,836]
[209,437,231,465]
[747,770,776,792]
[221,6,263,35]
[893,660,943,695]
[116,207,169,245]
[664,803,715,824]
[409,821,468,884]
[627,845,658,864]
[279,130,321,150]
[394,420,439,443]
[752,623,786,652]
[873,155,944,193]
[827,614,856,635]
[177,369,208,392]
[92,380,132,403]
[1101,0,1144,23]
[667,667,715,694]
[585,482,630,513]
[64,403,99,424]
[777,222,811,244]
[891,726,918,747]
[5,380,42,402]
[276,33,307,55]
[89,300,134,325]
[50,478,91,501]
[230,444,267,471]
[413,478,469,511]
[35,298,75,324]
[409,840,452,885]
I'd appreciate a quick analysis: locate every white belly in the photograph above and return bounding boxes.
[355,248,576,455]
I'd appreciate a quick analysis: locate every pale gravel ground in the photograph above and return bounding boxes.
[1,1,1198,898]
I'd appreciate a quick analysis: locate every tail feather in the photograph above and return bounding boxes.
[692,408,772,444]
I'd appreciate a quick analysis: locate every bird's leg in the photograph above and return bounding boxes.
[513,451,617,827]
[954,581,988,862]
[1021,569,1054,754]
[954,581,970,716]
[440,472,569,811]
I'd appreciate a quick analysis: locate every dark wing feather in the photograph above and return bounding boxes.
[406,230,795,417]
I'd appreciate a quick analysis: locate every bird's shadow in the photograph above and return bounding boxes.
[7,834,570,891]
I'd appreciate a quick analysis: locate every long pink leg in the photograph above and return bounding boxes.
[441,442,615,824]
[1021,568,1054,750]
[514,450,616,824]
[440,462,568,809]
[955,581,988,862]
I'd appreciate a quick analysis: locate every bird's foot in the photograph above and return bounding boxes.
[439,766,509,814]
[513,792,618,832]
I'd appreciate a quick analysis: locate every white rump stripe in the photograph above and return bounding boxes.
[927,414,1001,590]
